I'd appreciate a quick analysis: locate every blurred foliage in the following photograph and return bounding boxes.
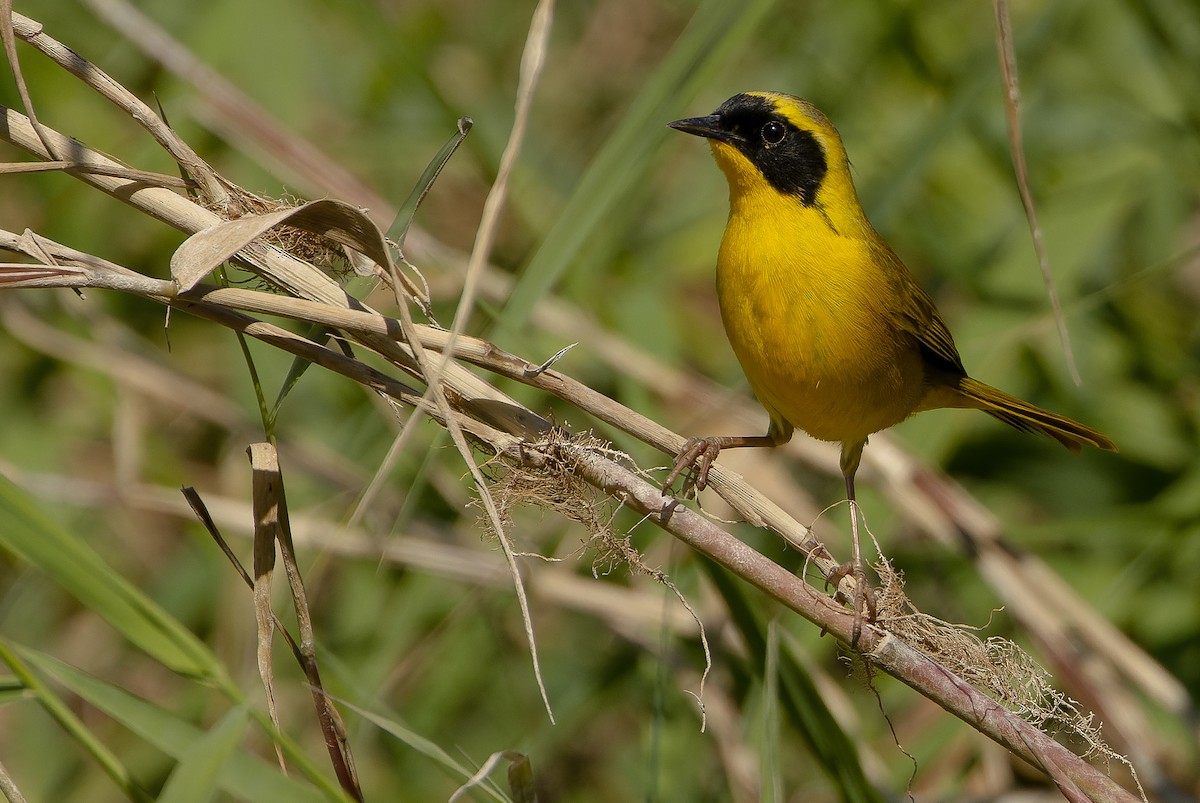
[1,0,1198,800]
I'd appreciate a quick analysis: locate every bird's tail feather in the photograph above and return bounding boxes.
[956,377,1117,453]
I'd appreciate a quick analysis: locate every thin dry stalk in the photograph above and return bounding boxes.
[993,0,1080,385]
[368,0,559,722]
[0,757,29,803]
[452,0,554,335]
[448,750,533,803]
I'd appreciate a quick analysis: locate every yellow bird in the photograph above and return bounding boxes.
[665,92,1115,632]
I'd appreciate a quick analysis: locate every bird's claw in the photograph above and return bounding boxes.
[826,559,877,648]
[662,436,723,496]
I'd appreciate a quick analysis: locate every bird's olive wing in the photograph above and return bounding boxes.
[878,246,967,376]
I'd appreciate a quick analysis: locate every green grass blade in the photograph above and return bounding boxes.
[19,648,344,803]
[336,697,509,802]
[0,639,153,803]
[389,116,475,248]
[157,705,252,803]
[0,476,220,679]
[270,324,328,425]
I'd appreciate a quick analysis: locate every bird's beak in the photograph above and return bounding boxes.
[667,114,740,145]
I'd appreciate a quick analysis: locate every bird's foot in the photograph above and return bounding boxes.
[826,559,877,649]
[662,436,723,496]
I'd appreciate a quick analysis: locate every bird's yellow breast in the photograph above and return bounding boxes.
[714,167,926,444]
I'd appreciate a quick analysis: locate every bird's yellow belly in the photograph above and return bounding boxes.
[717,226,925,445]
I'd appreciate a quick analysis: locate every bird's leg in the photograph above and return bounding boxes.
[844,472,875,647]
[663,433,780,495]
[826,441,876,648]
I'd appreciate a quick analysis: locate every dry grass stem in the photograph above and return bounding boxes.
[248,444,362,798]
[0,756,28,803]
[248,448,288,775]
[6,10,230,207]
[993,0,1080,385]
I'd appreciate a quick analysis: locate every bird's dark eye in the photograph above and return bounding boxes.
[761,121,786,146]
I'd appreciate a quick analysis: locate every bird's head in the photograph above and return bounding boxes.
[669,92,861,218]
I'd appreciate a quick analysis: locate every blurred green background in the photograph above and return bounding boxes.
[1,0,1197,800]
